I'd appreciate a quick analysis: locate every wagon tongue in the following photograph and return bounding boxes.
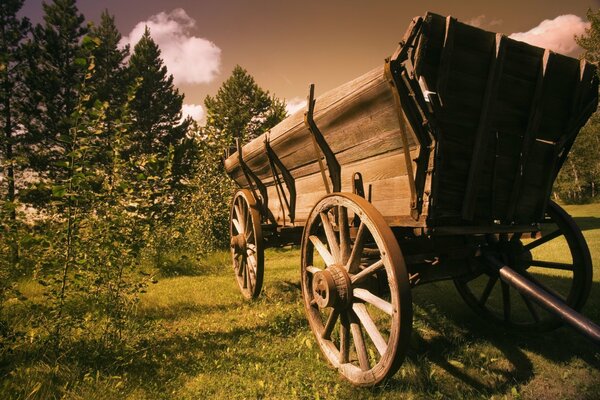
[485,254,600,346]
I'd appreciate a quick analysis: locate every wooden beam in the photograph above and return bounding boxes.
[461,33,507,221]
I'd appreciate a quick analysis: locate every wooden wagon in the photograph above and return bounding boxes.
[224,13,600,386]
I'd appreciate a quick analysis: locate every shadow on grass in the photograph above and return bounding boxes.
[572,216,600,232]
[406,275,600,395]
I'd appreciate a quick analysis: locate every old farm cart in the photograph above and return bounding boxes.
[224,13,600,386]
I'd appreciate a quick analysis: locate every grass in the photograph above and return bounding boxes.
[2,204,600,399]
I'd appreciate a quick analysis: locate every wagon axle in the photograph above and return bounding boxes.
[485,254,600,346]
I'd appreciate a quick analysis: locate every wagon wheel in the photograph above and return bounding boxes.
[301,193,412,386]
[454,201,592,332]
[230,189,264,299]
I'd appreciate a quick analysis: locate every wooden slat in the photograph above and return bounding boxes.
[505,49,551,221]
[462,34,507,220]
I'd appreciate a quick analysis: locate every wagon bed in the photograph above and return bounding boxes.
[224,12,598,231]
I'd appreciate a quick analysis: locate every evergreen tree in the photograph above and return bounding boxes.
[88,10,129,184]
[204,65,286,146]
[0,0,30,288]
[126,27,193,220]
[22,0,87,199]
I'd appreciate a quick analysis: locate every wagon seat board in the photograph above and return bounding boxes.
[224,12,598,231]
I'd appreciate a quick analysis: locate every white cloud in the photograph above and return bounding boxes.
[509,15,589,56]
[285,97,307,116]
[467,15,503,28]
[468,15,486,28]
[122,9,221,85]
[181,104,205,122]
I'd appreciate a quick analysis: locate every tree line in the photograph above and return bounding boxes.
[0,0,285,357]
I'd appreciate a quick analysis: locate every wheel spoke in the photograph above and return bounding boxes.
[310,235,335,266]
[246,226,254,242]
[235,258,243,277]
[338,206,351,264]
[352,303,387,356]
[518,269,566,301]
[349,311,370,371]
[527,260,573,271]
[501,281,510,322]
[523,229,561,251]
[519,292,541,323]
[478,275,498,306]
[306,265,323,275]
[245,205,252,235]
[346,222,366,273]
[245,260,253,292]
[320,212,341,264]
[242,258,248,288]
[234,205,245,234]
[232,218,243,234]
[353,288,393,316]
[322,308,340,340]
[339,312,350,364]
[351,259,384,284]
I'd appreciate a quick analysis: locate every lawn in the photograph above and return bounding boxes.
[2,204,600,399]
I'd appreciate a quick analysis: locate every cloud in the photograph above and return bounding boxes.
[181,104,205,122]
[467,15,503,28]
[285,97,307,116]
[122,9,221,85]
[509,14,589,56]
[468,15,486,28]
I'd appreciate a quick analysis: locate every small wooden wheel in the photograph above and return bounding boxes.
[301,193,412,386]
[455,201,593,332]
[230,189,264,299]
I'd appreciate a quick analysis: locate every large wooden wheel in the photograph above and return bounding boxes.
[455,201,593,332]
[301,193,412,386]
[230,189,264,299]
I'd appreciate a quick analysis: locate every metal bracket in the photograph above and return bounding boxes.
[264,134,296,224]
[304,84,341,193]
[236,138,269,223]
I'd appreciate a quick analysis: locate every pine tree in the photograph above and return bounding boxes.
[88,10,129,185]
[22,0,87,199]
[204,65,287,146]
[126,27,193,220]
[0,0,30,285]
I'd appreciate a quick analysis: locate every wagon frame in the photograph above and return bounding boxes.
[225,13,600,386]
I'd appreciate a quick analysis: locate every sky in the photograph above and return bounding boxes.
[20,0,600,122]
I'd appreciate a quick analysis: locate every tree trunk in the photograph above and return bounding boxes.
[3,75,19,265]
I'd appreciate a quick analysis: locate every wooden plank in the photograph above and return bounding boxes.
[462,34,507,220]
[505,49,551,221]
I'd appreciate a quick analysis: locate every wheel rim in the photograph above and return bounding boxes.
[455,201,592,332]
[230,189,264,299]
[301,193,412,386]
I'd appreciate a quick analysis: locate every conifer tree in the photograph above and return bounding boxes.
[22,0,88,201]
[0,0,31,279]
[126,27,193,220]
[204,65,287,145]
[89,10,129,184]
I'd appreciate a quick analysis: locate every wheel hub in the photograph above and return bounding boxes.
[489,237,531,271]
[311,265,352,308]
[230,234,247,256]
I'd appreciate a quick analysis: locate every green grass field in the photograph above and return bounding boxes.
[3,204,600,399]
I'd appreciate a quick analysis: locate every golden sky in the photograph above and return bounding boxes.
[21,0,600,120]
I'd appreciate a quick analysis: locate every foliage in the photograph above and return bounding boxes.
[204,65,286,145]
[553,8,600,203]
[0,0,31,267]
